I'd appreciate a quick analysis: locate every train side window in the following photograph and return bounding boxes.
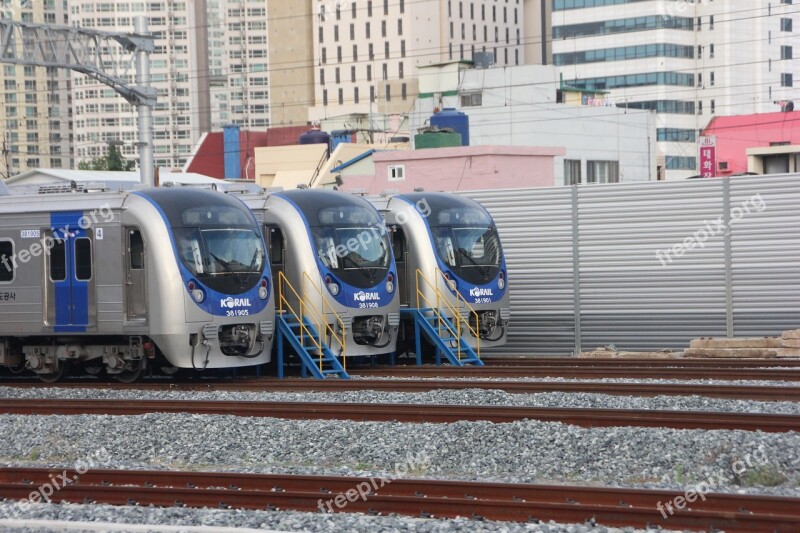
[49,239,66,281]
[0,240,13,282]
[391,227,406,262]
[268,227,284,264]
[74,238,92,281]
[129,230,144,270]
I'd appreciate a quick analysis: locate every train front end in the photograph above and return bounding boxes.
[387,192,509,349]
[134,188,274,369]
[265,190,400,358]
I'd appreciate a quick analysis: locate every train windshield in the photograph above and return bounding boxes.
[278,190,392,289]
[403,194,502,285]
[142,189,265,295]
[310,205,391,289]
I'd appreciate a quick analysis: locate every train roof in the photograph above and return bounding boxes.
[0,190,130,215]
[0,186,244,216]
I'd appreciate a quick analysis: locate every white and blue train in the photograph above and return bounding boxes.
[373,192,510,350]
[240,189,400,358]
[0,185,274,382]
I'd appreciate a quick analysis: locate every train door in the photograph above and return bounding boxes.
[265,224,286,283]
[125,228,147,320]
[45,222,96,332]
[391,226,410,307]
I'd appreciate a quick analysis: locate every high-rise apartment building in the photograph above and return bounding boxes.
[69,0,271,170]
[267,0,315,127]
[310,0,526,121]
[552,0,799,179]
[0,0,72,176]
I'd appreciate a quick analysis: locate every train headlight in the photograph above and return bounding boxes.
[259,278,269,300]
[444,272,457,292]
[325,275,340,296]
[498,271,505,290]
[386,273,395,293]
[192,289,205,303]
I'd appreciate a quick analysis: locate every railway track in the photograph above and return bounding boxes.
[482,357,800,368]
[0,398,797,431]
[352,366,800,381]
[3,378,800,401]
[1,467,798,531]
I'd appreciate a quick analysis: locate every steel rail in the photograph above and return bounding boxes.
[2,378,799,401]
[481,357,800,368]
[0,399,797,431]
[351,366,800,381]
[0,468,798,531]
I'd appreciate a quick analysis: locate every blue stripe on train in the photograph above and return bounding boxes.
[50,212,89,333]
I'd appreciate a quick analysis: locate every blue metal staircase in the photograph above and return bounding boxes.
[401,308,484,367]
[276,313,349,379]
[275,271,350,380]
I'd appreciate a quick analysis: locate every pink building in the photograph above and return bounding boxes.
[336,145,564,194]
[702,111,800,176]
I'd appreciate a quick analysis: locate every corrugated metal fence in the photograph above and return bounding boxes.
[460,174,800,355]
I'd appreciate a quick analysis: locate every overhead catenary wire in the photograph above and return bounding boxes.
[0,1,797,167]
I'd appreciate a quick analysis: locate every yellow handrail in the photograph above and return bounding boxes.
[277,271,347,373]
[302,271,348,370]
[435,268,481,361]
[414,268,481,362]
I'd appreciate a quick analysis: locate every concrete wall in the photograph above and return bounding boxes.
[411,64,657,185]
[704,111,800,176]
[338,145,563,194]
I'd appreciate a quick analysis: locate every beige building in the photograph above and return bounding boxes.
[309,0,527,123]
[0,1,72,177]
[524,0,552,65]
[267,0,315,127]
[254,140,408,189]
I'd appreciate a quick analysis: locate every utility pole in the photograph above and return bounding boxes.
[133,16,154,187]
[0,18,156,185]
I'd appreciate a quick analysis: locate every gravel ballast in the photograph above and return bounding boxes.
[0,503,660,533]
[0,412,797,495]
[0,386,798,414]
[0,385,796,531]
[0,502,661,533]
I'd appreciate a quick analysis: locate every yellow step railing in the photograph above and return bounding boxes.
[414,268,481,362]
[277,271,347,372]
[303,271,347,370]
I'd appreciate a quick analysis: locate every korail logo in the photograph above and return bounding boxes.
[353,291,380,302]
[469,287,494,297]
[221,297,251,308]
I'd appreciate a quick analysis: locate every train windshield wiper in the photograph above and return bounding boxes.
[243,249,262,286]
[341,254,375,281]
[457,248,489,277]
[209,252,245,285]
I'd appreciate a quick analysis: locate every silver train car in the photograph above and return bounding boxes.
[0,186,274,382]
[241,189,400,358]
[374,192,510,349]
